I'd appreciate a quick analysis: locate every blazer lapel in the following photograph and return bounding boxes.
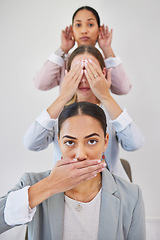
[47,192,65,240]
[98,170,120,240]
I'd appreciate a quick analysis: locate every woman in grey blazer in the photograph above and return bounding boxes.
[0,102,146,240]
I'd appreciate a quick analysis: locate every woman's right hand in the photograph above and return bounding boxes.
[47,157,106,194]
[60,25,75,53]
[60,61,83,103]
[47,62,82,119]
[28,157,106,209]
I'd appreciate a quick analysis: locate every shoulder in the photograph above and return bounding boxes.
[113,174,142,206]
[102,169,142,207]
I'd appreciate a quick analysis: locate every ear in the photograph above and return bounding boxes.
[103,133,109,152]
[99,26,102,35]
[102,67,107,76]
[57,134,60,144]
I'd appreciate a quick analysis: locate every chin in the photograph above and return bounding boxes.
[79,41,91,46]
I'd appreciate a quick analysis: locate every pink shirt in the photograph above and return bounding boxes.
[33,51,132,95]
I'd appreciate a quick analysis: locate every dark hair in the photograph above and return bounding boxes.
[67,45,105,72]
[58,102,107,137]
[72,6,100,27]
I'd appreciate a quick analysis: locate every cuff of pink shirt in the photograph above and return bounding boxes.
[111,109,132,132]
[104,56,122,68]
[48,52,65,67]
[4,186,36,226]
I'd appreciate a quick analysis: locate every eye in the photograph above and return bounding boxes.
[88,139,98,145]
[64,140,75,146]
[88,23,94,27]
[75,23,81,27]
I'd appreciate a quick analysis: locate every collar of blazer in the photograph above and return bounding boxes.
[47,169,120,240]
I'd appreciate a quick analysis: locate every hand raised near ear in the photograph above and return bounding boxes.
[98,25,115,58]
[61,25,75,53]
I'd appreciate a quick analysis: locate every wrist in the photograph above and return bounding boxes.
[47,95,67,119]
[28,177,55,209]
[58,93,70,105]
[45,176,58,196]
[60,46,69,54]
[100,93,112,105]
[55,48,68,60]
[102,47,115,58]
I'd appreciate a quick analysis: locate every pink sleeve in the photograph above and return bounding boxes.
[33,60,62,90]
[110,64,132,95]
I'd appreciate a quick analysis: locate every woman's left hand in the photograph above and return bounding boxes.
[98,25,115,58]
[85,59,123,120]
[84,59,112,102]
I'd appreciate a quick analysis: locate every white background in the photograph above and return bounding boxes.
[0,0,160,239]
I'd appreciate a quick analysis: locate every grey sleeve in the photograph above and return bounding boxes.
[0,173,31,234]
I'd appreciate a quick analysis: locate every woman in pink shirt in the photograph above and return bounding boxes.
[33,6,131,94]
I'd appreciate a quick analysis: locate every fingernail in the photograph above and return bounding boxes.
[103,163,106,167]
[85,59,88,63]
[88,59,92,63]
[76,61,80,64]
[97,160,101,163]
[73,158,77,161]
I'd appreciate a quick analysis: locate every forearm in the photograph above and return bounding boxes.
[107,62,132,95]
[47,94,68,119]
[33,60,61,90]
[101,94,123,120]
[116,121,145,151]
[23,114,55,151]
[101,46,115,58]
[110,109,144,151]
[28,177,57,209]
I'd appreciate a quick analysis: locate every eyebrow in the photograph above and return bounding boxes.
[62,133,100,139]
[84,133,100,139]
[62,135,76,139]
[75,18,96,22]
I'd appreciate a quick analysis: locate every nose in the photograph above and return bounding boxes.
[81,75,87,83]
[81,25,88,34]
[81,68,87,83]
[75,143,87,161]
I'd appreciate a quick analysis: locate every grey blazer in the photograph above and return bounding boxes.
[0,169,146,240]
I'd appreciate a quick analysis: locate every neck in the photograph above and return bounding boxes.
[77,95,100,105]
[65,173,102,202]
